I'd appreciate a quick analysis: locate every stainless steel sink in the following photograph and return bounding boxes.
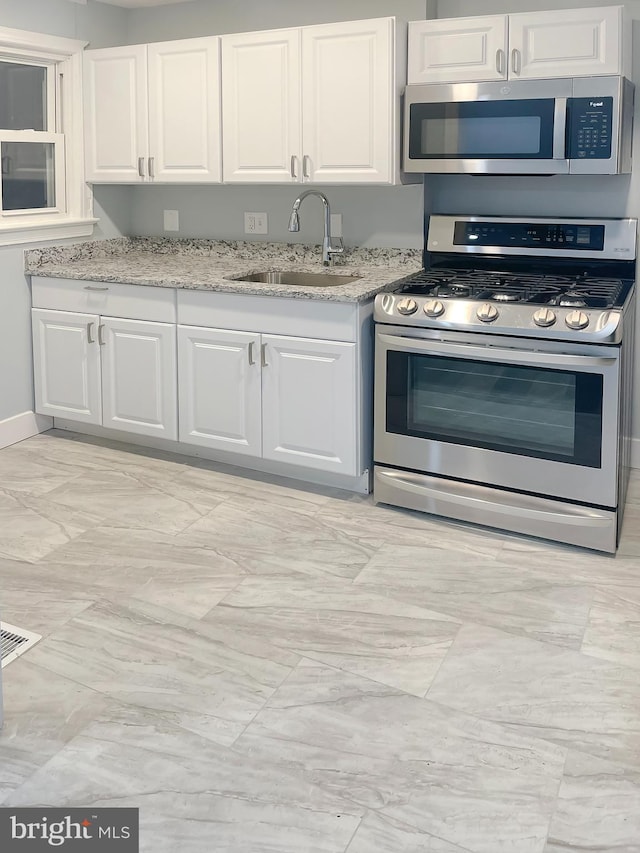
[230,270,362,287]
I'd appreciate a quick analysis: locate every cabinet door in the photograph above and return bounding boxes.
[147,37,222,183]
[83,45,149,183]
[301,18,394,184]
[177,326,261,455]
[222,29,301,183]
[509,6,623,79]
[101,317,177,440]
[31,309,101,424]
[261,335,357,475]
[407,16,508,84]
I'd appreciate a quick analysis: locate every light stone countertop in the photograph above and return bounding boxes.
[25,237,423,303]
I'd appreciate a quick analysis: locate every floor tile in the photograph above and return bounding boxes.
[581,585,640,669]
[26,598,298,747]
[545,750,640,853]
[36,526,246,618]
[346,813,474,853]
[355,544,593,649]
[4,703,363,853]
[175,497,378,580]
[427,624,640,770]
[236,659,566,853]
[0,660,112,803]
[210,575,460,696]
[0,490,101,562]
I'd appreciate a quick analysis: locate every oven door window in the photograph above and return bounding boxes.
[408,99,556,160]
[386,352,603,467]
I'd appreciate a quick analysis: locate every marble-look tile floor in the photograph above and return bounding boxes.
[1,431,640,852]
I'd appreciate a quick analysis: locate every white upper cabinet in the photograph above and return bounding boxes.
[508,6,628,80]
[147,38,222,182]
[408,6,629,85]
[83,45,149,183]
[84,37,221,183]
[222,17,403,184]
[408,15,508,84]
[222,29,301,183]
[302,18,393,183]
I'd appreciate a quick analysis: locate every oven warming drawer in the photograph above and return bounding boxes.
[374,466,617,553]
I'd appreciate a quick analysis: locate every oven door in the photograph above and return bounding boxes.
[404,80,570,174]
[375,326,620,507]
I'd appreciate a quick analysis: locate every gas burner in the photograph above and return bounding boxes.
[434,284,472,299]
[491,291,521,302]
[558,291,588,308]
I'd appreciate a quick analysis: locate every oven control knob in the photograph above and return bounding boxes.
[477,303,499,323]
[397,297,418,316]
[565,310,590,330]
[424,299,445,318]
[533,308,557,327]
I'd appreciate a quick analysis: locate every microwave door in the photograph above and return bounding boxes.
[404,92,570,174]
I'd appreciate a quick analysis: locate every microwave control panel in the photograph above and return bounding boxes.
[568,97,613,159]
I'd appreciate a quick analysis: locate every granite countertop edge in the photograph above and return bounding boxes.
[25,238,423,304]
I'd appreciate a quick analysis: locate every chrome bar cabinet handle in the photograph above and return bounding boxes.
[261,343,268,367]
[84,285,109,291]
[138,156,145,178]
[148,156,155,178]
[98,324,106,346]
[496,48,505,75]
[290,154,298,179]
[248,341,256,365]
[87,322,95,344]
[511,48,521,74]
[302,155,311,180]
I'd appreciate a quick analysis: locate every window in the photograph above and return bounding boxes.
[0,27,95,245]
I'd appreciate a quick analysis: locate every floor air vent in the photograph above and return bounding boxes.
[0,622,42,667]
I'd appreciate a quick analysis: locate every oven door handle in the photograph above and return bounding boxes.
[377,333,617,370]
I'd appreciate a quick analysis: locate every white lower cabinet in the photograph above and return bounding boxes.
[177,326,262,455]
[261,335,356,474]
[178,326,359,477]
[101,317,177,440]
[32,309,102,425]
[32,308,177,441]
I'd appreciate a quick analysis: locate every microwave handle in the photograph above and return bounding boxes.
[554,98,568,160]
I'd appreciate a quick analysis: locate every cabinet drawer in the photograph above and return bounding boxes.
[31,277,177,323]
[177,290,358,341]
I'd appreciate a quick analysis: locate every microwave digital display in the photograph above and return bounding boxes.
[453,222,606,251]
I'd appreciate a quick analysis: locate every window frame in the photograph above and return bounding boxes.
[0,26,96,246]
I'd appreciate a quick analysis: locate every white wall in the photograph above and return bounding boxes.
[125,0,433,249]
[0,0,129,425]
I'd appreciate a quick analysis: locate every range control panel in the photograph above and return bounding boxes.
[453,221,606,251]
[568,97,613,160]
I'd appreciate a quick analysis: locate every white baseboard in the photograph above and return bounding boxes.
[0,411,53,450]
[632,438,640,471]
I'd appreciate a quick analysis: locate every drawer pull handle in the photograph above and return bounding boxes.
[84,285,109,291]
[98,324,106,346]
[261,342,268,367]
[87,322,95,344]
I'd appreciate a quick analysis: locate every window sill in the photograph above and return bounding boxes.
[0,217,98,247]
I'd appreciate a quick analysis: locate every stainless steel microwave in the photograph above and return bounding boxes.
[404,76,634,175]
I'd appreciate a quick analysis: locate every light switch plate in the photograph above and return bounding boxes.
[164,210,179,232]
[244,212,268,234]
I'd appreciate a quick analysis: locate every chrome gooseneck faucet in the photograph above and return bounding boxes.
[287,190,344,266]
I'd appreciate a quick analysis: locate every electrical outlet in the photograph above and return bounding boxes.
[244,212,268,234]
[330,213,343,238]
[163,210,179,232]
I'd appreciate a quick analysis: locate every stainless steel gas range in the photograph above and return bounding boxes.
[374,215,637,553]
